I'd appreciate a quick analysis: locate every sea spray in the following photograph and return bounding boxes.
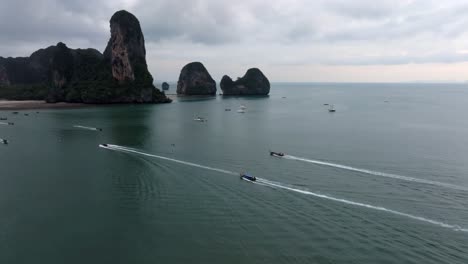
[101,144,468,233]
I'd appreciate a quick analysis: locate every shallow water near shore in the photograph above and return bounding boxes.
[1,83,468,263]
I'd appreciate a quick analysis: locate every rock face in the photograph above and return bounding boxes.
[0,10,170,104]
[177,62,216,95]
[220,68,270,96]
[0,64,9,85]
[162,82,169,90]
[104,10,146,83]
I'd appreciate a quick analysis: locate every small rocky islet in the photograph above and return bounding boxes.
[176,62,217,95]
[175,63,271,96]
[162,82,170,91]
[220,68,270,96]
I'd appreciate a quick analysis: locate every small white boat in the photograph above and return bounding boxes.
[328,105,336,113]
[194,117,206,122]
[237,109,245,113]
[239,105,247,110]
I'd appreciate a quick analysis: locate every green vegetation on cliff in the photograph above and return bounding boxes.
[0,10,170,104]
[0,84,48,100]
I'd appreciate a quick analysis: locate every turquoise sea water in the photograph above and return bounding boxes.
[1,83,468,263]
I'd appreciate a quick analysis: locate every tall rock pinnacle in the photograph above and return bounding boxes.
[104,10,147,83]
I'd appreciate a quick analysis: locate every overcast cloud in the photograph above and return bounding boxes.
[1,0,468,82]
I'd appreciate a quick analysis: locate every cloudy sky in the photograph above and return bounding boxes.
[2,0,468,82]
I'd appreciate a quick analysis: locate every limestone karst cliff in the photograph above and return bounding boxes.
[0,10,170,104]
[176,62,216,95]
[220,68,270,96]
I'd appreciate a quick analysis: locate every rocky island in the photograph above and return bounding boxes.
[162,82,170,91]
[176,62,216,95]
[0,10,170,104]
[220,68,270,96]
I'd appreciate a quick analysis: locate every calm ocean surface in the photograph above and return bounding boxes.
[1,83,468,263]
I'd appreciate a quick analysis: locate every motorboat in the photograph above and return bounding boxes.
[194,117,206,122]
[8,122,14,125]
[0,117,7,120]
[270,151,285,157]
[328,105,336,112]
[1,139,8,145]
[99,143,109,147]
[240,173,256,182]
[239,105,247,110]
[225,108,231,111]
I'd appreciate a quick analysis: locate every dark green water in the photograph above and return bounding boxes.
[1,83,468,263]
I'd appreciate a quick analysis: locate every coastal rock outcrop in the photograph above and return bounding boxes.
[0,10,170,104]
[177,62,216,95]
[220,68,270,96]
[162,82,169,91]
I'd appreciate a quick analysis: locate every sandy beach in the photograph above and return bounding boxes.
[0,100,87,110]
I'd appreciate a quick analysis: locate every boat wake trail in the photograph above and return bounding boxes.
[285,155,467,192]
[101,144,468,233]
[73,125,101,131]
[101,144,237,176]
[256,178,468,233]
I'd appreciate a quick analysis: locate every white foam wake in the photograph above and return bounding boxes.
[0,122,8,125]
[256,178,468,233]
[73,125,100,131]
[285,155,467,192]
[101,144,468,233]
[102,144,237,176]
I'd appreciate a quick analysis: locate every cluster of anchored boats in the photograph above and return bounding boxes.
[195,105,248,122]
[0,112,41,145]
[239,150,286,182]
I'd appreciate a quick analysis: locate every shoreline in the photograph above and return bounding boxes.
[0,100,91,110]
